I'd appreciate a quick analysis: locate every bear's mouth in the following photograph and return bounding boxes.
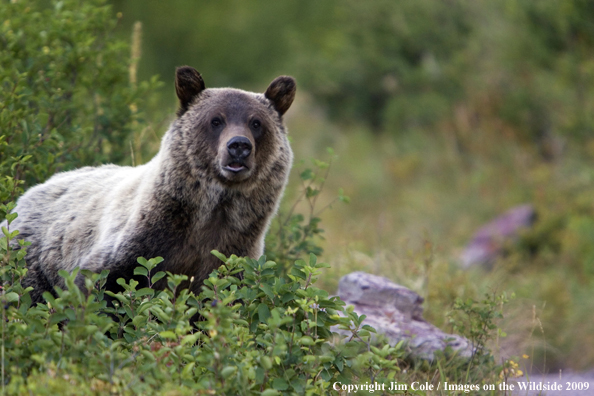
[223,162,248,173]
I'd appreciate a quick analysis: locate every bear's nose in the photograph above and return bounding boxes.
[227,136,252,160]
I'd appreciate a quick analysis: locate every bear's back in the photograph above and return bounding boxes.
[8,162,155,275]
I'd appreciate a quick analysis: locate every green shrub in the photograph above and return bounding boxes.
[265,148,349,276]
[0,0,161,203]
[1,208,404,395]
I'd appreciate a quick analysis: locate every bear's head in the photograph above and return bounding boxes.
[173,66,296,189]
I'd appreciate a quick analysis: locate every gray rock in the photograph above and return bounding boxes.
[461,204,537,269]
[336,272,473,361]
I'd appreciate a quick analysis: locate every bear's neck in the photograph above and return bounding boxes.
[145,141,285,253]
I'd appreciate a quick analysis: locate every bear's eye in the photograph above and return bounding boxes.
[211,117,223,128]
[250,119,261,130]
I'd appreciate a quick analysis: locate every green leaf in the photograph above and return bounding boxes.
[259,283,275,300]
[49,313,68,325]
[221,366,237,379]
[135,288,154,298]
[123,306,134,319]
[150,306,171,322]
[181,333,201,346]
[141,350,156,362]
[300,168,313,180]
[182,362,196,377]
[260,268,276,277]
[305,186,319,198]
[42,292,56,306]
[290,267,307,280]
[105,291,128,304]
[334,358,344,372]
[258,303,271,323]
[151,271,166,284]
[4,292,19,303]
[299,336,314,346]
[272,378,289,391]
[149,256,164,267]
[211,250,227,262]
[281,292,296,303]
[159,331,177,340]
[290,378,305,393]
[338,188,351,204]
[134,266,148,276]
[260,356,273,370]
[313,159,329,169]
[132,314,147,328]
[64,308,76,321]
[255,367,265,384]
[6,212,17,224]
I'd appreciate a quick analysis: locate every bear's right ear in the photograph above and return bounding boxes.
[175,66,205,117]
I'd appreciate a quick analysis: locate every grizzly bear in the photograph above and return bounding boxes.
[3,66,296,303]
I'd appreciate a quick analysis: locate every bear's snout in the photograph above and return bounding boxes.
[220,132,256,180]
[227,136,252,162]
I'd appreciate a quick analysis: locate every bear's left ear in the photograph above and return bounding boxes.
[265,76,296,116]
[175,66,205,117]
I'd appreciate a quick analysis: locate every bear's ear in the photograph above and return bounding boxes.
[265,76,296,116]
[175,66,205,117]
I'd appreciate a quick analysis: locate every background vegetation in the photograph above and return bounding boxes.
[110,0,594,374]
[2,0,594,392]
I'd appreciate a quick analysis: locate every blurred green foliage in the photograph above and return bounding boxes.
[0,0,161,203]
[113,0,594,148]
